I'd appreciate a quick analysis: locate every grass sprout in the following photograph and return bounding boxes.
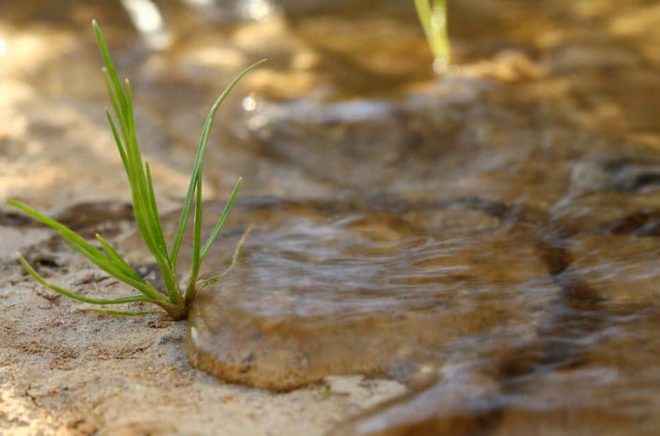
[415,0,451,74]
[7,21,264,320]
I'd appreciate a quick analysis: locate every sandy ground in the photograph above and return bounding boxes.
[0,225,406,435]
[0,15,404,434]
[0,18,406,434]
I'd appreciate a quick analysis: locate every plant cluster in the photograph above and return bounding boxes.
[7,22,263,320]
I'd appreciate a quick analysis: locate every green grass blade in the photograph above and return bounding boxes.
[18,254,151,305]
[7,199,168,302]
[103,70,129,133]
[200,177,241,262]
[170,59,266,267]
[415,0,432,36]
[144,161,167,255]
[79,308,162,317]
[95,234,143,280]
[182,175,204,306]
[415,0,450,72]
[8,199,123,272]
[191,173,203,279]
[94,23,132,136]
[93,21,126,108]
[121,80,167,260]
[94,22,170,264]
[143,161,181,303]
[198,224,252,288]
[93,22,178,302]
[123,78,139,145]
[105,109,128,169]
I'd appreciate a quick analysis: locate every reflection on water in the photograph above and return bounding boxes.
[120,0,172,50]
[182,0,280,21]
[3,0,660,434]
[182,198,554,390]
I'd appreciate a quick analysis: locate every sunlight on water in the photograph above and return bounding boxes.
[120,0,172,50]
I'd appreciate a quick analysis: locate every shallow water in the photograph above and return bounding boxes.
[184,198,554,390]
[3,0,660,434]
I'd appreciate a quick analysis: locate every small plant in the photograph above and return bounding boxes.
[7,22,264,320]
[415,0,451,74]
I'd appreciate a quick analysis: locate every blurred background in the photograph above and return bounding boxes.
[1,0,659,211]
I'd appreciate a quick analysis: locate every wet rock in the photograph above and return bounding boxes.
[330,234,660,436]
[551,149,660,235]
[568,235,660,305]
[183,198,556,390]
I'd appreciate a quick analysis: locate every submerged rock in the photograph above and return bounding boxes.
[173,191,660,435]
[186,198,556,390]
[332,234,660,436]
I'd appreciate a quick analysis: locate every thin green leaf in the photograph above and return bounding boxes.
[191,173,203,280]
[123,78,139,146]
[7,199,168,302]
[18,254,151,305]
[93,23,177,301]
[102,70,128,134]
[198,224,252,288]
[93,21,126,108]
[8,200,123,273]
[415,0,432,36]
[79,308,162,317]
[415,0,450,71]
[183,175,206,306]
[95,234,143,281]
[170,59,267,267]
[144,161,167,255]
[143,161,182,303]
[94,23,168,264]
[105,109,128,169]
[200,177,242,262]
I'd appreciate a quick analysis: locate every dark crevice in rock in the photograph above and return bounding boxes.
[607,209,660,237]
[0,210,35,227]
[53,201,134,236]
